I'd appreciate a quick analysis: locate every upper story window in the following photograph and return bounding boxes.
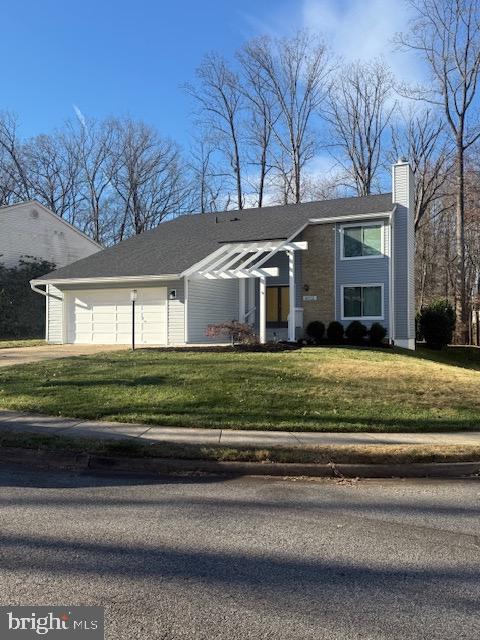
[341,223,383,259]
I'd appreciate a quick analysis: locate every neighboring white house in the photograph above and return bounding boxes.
[0,200,101,340]
[0,200,101,269]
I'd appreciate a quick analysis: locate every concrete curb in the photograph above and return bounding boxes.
[0,447,479,478]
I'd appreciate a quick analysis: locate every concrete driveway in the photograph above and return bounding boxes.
[0,344,129,367]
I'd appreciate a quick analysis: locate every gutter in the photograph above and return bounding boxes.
[308,211,394,225]
[31,274,181,287]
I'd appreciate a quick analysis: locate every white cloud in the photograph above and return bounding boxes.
[240,0,427,86]
[302,0,424,84]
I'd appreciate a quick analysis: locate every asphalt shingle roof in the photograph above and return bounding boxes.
[41,192,393,280]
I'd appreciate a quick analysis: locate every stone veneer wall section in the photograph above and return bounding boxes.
[300,223,335,328]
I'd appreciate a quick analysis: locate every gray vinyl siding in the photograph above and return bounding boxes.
[187,278,239,343]
[335,220,390,332]
[46,285,64,344]
[166,280,185,344]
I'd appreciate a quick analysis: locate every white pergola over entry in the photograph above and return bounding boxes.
[182,239,308,343]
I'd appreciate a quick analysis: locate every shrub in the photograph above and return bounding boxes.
[418,299,455,349]
[345,320,368,344]
[369,322,387,346]
[0,257,55,338]
[205,320,257,346]
[326,321,344,343]
[306,320,325,343]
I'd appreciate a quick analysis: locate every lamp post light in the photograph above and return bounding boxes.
[130,289,137,351]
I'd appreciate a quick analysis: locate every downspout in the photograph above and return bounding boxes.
[30,281,64,342]
[30,281,63,301]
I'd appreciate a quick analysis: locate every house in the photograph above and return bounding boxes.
[0,200,102,338]
[31,160,415,350]
[0,200,101,269]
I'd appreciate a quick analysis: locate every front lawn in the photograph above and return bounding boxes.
[0,339,45,349]
[0,346,479,432]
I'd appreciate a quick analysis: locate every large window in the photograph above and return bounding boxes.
[342,285,383,320]
[266,286,289,326]
[342,224,383,259]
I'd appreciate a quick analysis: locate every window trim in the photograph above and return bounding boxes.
[340,221,385,261]
[341,283,384,321]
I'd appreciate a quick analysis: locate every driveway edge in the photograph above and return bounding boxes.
[0,447,479,478]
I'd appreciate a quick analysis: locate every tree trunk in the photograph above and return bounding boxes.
[454,144,468,344]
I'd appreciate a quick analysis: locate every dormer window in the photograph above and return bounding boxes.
[341,223,383,259]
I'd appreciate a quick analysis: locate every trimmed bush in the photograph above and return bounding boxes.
[345,320,368,344]
[306,320,325,343]
[369,322,387,346]
[418,299,455,349]
[326,321,344,343]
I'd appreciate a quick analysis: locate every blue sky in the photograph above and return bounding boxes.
[1,0,420,146]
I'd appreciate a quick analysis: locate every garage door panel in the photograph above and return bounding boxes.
[70,288,167,345]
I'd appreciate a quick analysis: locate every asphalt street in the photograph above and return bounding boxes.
[0,469,478,639]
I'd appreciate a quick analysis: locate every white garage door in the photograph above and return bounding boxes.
[68,288,167,345]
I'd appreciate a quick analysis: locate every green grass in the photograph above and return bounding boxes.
[1,430,479,465]
[0,345,479,432]
[0,338,45,349]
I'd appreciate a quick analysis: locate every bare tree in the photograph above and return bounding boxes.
[22,132,80,220]
[396,0,480,342]
[69,117,116,243]
[0,112,30,201]
[237,46,279,207]
[325,60,395,196]
[391,108,452,229]
[187,138,224,213]
[186,54,244,209]
[242,32,331,204]
[109,118,188,240]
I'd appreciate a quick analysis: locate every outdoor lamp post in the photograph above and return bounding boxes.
[130,289,137,351]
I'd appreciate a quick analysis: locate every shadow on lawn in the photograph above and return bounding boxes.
[24,399,477,432]
[42,375,167,389]
[396,345,480,371]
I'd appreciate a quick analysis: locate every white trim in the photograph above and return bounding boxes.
[395,338,415,350]
[182,245,231,277]
[288,249,296,341]
[188,240,306,281]
[239,278,246,322]
[339,221,385,261]
[309,211,393,225]
[32,274,181,286]
[259,277,266,344]
[389,206,397,342]
[340,283,385,321]
[62,290,69,344]
[249,240,307,270]
[165,293,170,345]
[184,276,189,343]
[45,284,49,342]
